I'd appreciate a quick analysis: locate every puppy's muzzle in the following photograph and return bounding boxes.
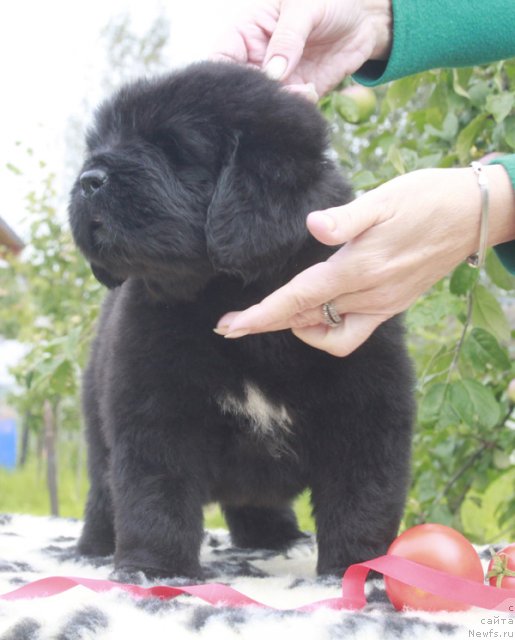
[80,169,108,197]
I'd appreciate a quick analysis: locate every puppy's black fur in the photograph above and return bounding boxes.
[69,61,414,578]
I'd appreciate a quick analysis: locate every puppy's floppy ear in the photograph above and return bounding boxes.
[90,263,125,289]
[205,135,310,281]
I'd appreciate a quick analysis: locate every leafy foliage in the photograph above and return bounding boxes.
[323,60,515,541]
[1,160,103,435]
[0,11,169,516]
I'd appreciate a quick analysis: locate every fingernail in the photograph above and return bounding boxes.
[311,211,336,232]
[213,326,229,336]
[287,82,319,103]
[224,329,250,339]
[304,83,319,103]
[264,55,288,80]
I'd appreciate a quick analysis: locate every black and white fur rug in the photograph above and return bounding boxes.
[0,514,505,639]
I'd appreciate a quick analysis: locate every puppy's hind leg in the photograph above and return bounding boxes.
[78,478,115,557]
[223,504,307,550]
[78,435,115,557]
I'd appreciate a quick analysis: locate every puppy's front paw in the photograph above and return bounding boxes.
[110,566,148,585]
[317,561,382,583]
[114,561,203,582]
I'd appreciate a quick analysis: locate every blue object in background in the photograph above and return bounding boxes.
[0,416,17,470]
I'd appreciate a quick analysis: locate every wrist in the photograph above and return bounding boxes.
[484,164,515,248]
[458,164,515,265]
[364,0,393,60]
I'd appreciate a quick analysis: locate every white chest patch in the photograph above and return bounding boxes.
[218,382,292,436]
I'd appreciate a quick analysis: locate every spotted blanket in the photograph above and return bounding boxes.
[0,514,505,639]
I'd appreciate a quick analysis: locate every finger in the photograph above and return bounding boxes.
[282,82,319,102]
[216,302,324,336]
[211,4,274,65]
[211,29,249,65]
[292,313,388,357]
[306,191,392,246]
[215,283,401,337]
[299,283,409,320]
[215,311,241,332]
[216,261,353,336]
[258,284,404,332]
[263,0,316,80]
[255,287,377,329]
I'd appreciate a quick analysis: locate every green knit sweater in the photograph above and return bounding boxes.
[353,0,515,273]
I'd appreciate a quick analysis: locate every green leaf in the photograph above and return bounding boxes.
[505,116,515,150]
[452,69,470,99]
[419,383,458,429]
[471,284,511,343]
[351,170,379,190]
[419,383,447,426]
[493,450,512,470]
[461,470,515,543]
[387,145,405,174]
[442,112,459,139]
[31,356,65,389]
[449,379,501,429]
[456,114,488,164]
[485,93,515,124]
[386,75,420,109]
[426,503,454,527]
[415,152,444,169]
[6,162,22,176]
[411,106,443,131]
[449,263,479,296]
[468,81,490,108]
[416,471,437,501]
[49,360,74,393]
[485,249,515,290]
[425,113,459,142]
[462,328,511,372]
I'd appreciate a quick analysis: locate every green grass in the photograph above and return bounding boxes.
[0,457,88,518]
[204,491,315,531]
[0,455,316,531]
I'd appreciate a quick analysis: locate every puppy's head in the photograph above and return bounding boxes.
[69,61,350,297]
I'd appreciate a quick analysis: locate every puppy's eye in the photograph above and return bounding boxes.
[80,169,109,196]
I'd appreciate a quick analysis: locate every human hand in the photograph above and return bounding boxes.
[213,0,392,97]
[215,165,515,356]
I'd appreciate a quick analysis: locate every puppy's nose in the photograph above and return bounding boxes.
[80,169,108,196]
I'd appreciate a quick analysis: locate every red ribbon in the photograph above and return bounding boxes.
[1,555,514,612]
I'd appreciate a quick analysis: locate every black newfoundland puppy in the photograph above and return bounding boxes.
[69,61,414,579]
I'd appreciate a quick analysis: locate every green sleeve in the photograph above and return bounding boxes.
[353,0,515,86]
[490,155,515,274]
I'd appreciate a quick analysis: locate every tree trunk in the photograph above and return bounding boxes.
[36,431,44,478]
[18,412,31,467]
[43,400,59,516]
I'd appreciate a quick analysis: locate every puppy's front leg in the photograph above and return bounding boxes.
[110,440,205,579]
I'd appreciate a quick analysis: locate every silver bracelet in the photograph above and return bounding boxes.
[467,161,490,269]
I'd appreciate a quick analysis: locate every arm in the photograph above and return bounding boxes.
[354,0,515,86]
